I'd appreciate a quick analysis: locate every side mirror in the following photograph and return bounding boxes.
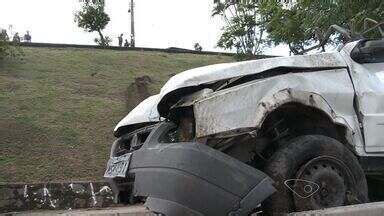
[351,39,384,63]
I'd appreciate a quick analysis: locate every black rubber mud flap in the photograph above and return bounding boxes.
[128,123,276,216]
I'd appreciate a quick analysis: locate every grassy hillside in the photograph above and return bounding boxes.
[0,47,234,183]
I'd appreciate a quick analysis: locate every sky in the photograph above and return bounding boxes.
[0,0,288,55]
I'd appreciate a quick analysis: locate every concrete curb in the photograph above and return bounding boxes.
[5,202,384,215]
[290,202,384,216]
[2,205,150,216]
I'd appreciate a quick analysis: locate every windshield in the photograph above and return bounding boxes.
[351,39,384,63]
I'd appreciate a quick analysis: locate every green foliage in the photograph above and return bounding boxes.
[0,40,8,59]
[0,32,24,60]
[297,0,383,35]
[94,36,112,47]
[214,0,383,54]
[75,1,111,46]
[194,43,203,51]
[258,0,384,54]
[212,1,267,55]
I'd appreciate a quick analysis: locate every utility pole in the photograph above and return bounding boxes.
[129,0,135,47]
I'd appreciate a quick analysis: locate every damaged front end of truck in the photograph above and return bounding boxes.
[105,21,384,215]
[105,49,356,215]
[106,91,276,215]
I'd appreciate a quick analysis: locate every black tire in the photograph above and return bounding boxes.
[262,135,368,215]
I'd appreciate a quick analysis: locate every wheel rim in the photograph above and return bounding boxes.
[293,156,355,211]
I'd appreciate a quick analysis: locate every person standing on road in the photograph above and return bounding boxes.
[124,39,130,47]
[118,34,123,47]
[24,31,31,42]
[12,32,20,43]
[0,29,9,41]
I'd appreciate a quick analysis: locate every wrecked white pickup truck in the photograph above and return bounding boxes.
[105,31,384,215]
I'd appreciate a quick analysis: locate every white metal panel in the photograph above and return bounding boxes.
[340,42,384,152]
[158,53,347,106]
[194,69,360,145]
[114,94,160,132]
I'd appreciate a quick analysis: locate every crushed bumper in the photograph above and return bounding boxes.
[107,123,275,216]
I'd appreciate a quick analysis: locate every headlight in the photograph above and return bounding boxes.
[110,125,155,157]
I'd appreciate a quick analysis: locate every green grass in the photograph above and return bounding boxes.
[0,47,234,183]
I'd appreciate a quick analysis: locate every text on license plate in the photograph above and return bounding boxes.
[104,153,132,178]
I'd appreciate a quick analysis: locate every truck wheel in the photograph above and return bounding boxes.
[262,135,368,215]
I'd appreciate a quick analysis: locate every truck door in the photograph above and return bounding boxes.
[343,39,384,153]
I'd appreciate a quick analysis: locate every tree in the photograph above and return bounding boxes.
[0,30,23,60]
[258,0,384,54]
[194,43,203,51]
[75,0,111,46]
[215,0,383,55]
[0,38,9,60]
[212,0,267,55]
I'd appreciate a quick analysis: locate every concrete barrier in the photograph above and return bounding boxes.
[0,182,118,213]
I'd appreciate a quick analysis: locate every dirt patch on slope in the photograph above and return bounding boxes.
[125,75,153,111]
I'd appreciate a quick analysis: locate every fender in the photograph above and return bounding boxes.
[252,89,355,144]
[253,89,352,133]
[193,69,362,150]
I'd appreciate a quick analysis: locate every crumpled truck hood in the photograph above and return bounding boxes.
[114,94,160,135]
[115,52,349,134]
[157,52,348,115]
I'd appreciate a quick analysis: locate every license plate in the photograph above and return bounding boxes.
[104,153,132,178]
